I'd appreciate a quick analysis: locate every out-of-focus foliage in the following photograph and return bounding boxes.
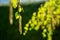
[11,0,23,19]
[11,0,60,40]
[11,0,18,8]
[23,0,60,40]
[19,7,23,12]
[11,0,23,35]
[15,12,19,19]
[15,7,23,19]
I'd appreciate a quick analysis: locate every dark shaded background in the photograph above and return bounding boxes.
[0,2,60,40]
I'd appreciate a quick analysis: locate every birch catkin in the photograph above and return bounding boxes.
[9,0,13,25]
[18,0,22,34]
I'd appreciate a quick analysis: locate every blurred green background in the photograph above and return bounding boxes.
[0,2,60,40]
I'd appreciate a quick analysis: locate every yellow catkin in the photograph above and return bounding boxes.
[23,0,60,39]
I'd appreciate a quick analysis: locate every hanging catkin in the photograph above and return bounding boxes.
[18,0,22,34]
[9,0,13,25]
